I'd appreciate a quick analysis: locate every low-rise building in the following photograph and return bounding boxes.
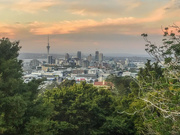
[94,81,114,89]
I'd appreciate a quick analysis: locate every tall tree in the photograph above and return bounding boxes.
[0,38,54,135]
[0,38,24,134]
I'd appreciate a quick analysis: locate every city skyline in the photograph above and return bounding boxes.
[0,0,180,55]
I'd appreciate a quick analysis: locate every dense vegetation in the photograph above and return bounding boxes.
[0,38,54,134]
[0,25,179,135]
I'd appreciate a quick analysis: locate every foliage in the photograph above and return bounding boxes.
[0,38,54,135]
[57,79,76,88]
[106,75,133,97]
[44,82,135,135]
[121,25,180,134]
[141,25,180,116]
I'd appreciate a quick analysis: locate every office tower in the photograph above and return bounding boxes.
[99,53,103,62]
[87,54,92,62]
[77,51,81,59]
[48,55,53,64]
[65,53,70,60]
[52,58,55,64]
[95,51,99,61]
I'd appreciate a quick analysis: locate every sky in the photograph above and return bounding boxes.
[0,0,180,55]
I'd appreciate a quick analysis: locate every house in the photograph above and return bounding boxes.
[94,81,114,89]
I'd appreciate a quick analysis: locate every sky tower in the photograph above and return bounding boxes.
[47,35,50,56]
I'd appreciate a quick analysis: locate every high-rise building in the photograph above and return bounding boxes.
[65,53,70,60]
[48,55,53,64]
[95,51,99,61]
[125,58,129,65]
[87,54,92,62]
[99,53,103,62]
[77,51,81,60]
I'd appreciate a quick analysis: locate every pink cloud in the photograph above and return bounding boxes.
[1,0,180,38]
[0,23,16,38]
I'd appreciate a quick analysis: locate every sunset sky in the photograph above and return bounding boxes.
[0,0,180,55]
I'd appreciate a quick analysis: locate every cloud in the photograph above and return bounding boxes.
[27,12,167,36]
[28,17,139,35]
[0,15,166,38]
[1,1,178,39]
[162,0,180,19]
[1,0,179,39]
[65,0,142,16]
[116,0,142,11]
[0,23,16,38]
[0,0,60,13]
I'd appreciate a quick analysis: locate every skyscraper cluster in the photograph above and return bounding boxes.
[46,37,103,66]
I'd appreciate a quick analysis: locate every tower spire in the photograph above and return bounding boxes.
[47,34,50,56]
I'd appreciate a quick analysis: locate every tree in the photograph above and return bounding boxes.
[120,25,180,134]
[0,38,24,134]
[140,25,180,118]
[57,79,76,88]
[43,81,135,135]
[0,38,54,135]
[106,75,133,96]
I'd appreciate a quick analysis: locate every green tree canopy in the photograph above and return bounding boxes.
[121,25,180,134]
[44,81,135,135]
[0,38,54,135]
